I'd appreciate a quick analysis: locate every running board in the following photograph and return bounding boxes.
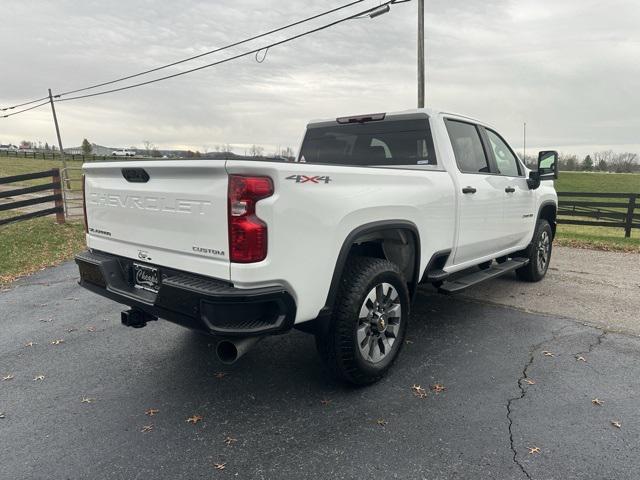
[438,258,529,295]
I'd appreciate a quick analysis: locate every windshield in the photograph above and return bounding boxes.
[298,118,437,167]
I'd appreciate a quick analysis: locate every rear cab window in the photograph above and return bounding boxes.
[298,117,437,167]
[444,119,490,174]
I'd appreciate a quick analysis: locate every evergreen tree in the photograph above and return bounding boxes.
[581,155,593,171]
[81,138,93,155]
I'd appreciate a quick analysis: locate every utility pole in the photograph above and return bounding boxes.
[523,122,527,163]
[417,0,425,108]
[48,89,68,175]
[48,88,70,210]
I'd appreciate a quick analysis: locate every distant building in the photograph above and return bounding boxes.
[66,143,120,156]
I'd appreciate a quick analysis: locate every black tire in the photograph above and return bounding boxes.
[516,219,553,282]
[315,257,410,385]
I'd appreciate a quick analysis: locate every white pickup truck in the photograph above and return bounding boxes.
[76,108,558,385]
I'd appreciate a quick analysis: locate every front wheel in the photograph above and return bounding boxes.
[516,219,553,282]
[316,257,409,385]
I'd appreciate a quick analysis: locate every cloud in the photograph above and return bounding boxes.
[1,0,639,155]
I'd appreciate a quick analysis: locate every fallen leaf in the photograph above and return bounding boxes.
[24,342,36,347]
[33,375,45,381]
[145,408,160,416]
[141,425,154,433]
[524,379,536,385]
[611,420,622,429]
[576,355,587,362]
[376,419,388,426]
[411,384,428,398]
[2,374,14,381]
[40,318,53,323]
[528,446,541,455]
[224,436,237,446]
[186,414,204,424]
[0,412,5,419]
[592,398,604,406]
[87,326,96,332]
[430,383,446,393]
[320,399,332,406]
[213,463,226,471]
[50,339,65,345]
[81,397,96,404]
[542,351,554,357]
[214,372,227,379]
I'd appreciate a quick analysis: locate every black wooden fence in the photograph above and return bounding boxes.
[0,150,112,162]
[558,192,639,237]
[0,169,65,226]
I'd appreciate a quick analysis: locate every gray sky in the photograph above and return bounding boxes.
[1,0,639,156]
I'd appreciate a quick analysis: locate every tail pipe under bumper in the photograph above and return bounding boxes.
[215,337,263,364]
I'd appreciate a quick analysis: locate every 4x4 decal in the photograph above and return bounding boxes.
[285,175,332,184]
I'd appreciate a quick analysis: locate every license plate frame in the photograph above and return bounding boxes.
[133,262,160,293]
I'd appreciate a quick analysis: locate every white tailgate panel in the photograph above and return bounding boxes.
[84,161,230,281]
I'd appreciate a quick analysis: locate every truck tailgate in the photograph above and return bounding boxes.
[83,160,230,281]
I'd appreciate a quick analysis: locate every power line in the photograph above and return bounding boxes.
[56,1,402,103]
[1,0,365,111]
[1,0,406,117]
[1,100,50,118]
[56,0,365,98]
[0,95,48,112]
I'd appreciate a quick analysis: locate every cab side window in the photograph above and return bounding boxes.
[486,129,521,177]
[445,120,490,174]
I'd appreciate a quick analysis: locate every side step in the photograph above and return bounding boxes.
[438,258,529,295]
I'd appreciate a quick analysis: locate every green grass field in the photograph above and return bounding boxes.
[0,156,84,190]
[556,171,640,193]
[553,171,640,252]
[0,213,85,288]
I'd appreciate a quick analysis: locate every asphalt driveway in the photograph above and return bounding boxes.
[1,254,639,479]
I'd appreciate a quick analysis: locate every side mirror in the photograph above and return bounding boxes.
[528,150,558,189]
[537,150,558,180]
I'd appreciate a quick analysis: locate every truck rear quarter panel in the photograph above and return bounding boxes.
[226,160,456,323]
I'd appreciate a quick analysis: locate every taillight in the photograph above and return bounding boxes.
[228,175,274,263]
[82,174,88,234]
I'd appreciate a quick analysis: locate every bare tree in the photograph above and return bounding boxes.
[609,152,638,173]
[281,146,295,159]
[249,145,264,157]
[558,153,579,171]
[592,151,614,172]
[143,140,153,156]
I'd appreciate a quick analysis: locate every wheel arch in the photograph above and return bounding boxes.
[321,220,421,318]
[537,201,557,239]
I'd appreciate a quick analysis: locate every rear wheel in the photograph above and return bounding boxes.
[316,257,409,385]
[516,219,553,282]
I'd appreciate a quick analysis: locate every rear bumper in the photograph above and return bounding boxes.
[75,250,296,336]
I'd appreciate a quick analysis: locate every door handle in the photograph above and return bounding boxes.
[462,186,477,194]
[505,186,516,193]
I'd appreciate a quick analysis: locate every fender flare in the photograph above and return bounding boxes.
[318,220,421,320]
[535,200,558,240]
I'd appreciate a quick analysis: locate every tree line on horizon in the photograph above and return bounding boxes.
[523,151,639,173]
[8,138,639,172]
